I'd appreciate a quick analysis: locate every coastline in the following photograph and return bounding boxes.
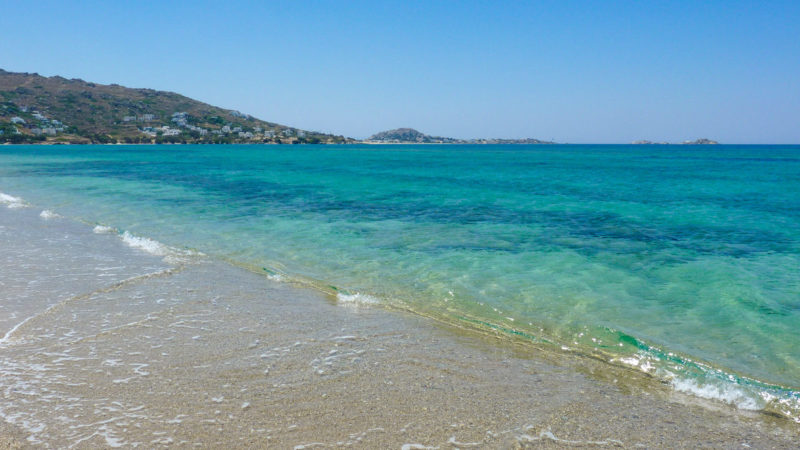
[1,203,799,447]
[8,142,798,147]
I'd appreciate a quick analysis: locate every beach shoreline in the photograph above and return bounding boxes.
[1,204,799,447]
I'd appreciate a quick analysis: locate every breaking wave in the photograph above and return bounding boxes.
[0,192,27,209]
[39,209,61,219]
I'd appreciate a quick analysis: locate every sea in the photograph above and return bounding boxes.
[1,143,799,423]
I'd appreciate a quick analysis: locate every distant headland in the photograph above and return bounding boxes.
[366,128,555,144]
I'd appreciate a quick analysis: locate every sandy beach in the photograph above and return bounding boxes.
[0,205,797,448]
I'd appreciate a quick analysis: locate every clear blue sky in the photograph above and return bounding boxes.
[1,0,798,143]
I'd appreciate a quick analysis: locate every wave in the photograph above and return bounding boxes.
[607,335,800,422]
[249,264,800,422]
[93,224,116,234]
[93,223,203,264]
[39,209,61,219]
[0,192,27,209]
[119,231,203,264]
[120,231,173,257]
[671,378,762,410]
[92,225,203,264]
[0,190,202,265]
[400,306,800,422]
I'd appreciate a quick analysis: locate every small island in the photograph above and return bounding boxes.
[682,138,719,145]
[632,138,719,145]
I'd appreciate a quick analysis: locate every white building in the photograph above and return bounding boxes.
[160,126,181,136]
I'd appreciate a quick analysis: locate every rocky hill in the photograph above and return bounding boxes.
[682,138,719,145]
[367,128,554,144]
[0,69,352,144]
[368,128,459,143]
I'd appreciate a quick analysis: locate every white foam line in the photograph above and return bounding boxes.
[0,314,37,346]
[517,428,624,447]
[447,436,482,447]
[95,226,201,263]
[1,267,179,347]
[120,231,169,256]
[119,231,203,264]
[336,292,379,305]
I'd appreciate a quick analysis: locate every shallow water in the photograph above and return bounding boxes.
[1,206,799,447]
[1,143,799,419]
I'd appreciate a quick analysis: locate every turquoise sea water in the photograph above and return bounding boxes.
[1,144,799,419]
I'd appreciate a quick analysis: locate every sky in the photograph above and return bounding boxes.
[1,0,798,143]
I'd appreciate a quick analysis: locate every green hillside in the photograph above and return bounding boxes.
[0,69,352,144]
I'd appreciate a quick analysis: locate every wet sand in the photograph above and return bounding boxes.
[1,206,799,448]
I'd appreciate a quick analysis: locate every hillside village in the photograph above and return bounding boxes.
[131,111,317,143]
[1,100,347,145]
[0,69,352,145]
[0,105,68,141]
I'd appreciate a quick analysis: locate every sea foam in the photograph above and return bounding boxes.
[671,377,762,410]
[39,210,61,220]
[336,292,380,305]
[121,231,171,256]
[0,192,27,209]
[613,349,800,421]
[120,231,202,264]
[92,225,202,264]
[93,225,117,234]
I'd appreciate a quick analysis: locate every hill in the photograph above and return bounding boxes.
[682,138,719,145]
[0,69,352,144]
[368,128,460,144]
[367,128,554,144]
